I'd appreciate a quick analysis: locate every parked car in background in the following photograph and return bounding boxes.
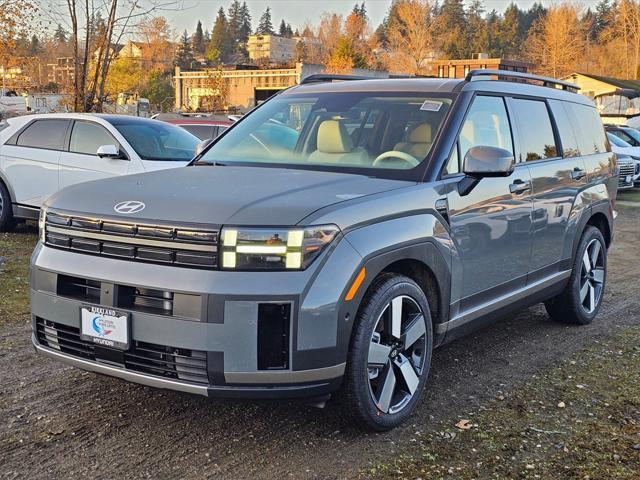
[606,132,640,186]
[155,113,233,140]
[605,124,640,147]
[0,113,200,231]
[32,71,617,431]
[617,155,638,189]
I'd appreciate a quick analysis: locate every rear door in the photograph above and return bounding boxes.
[446,95,534,311]
[511,98,587,281]
[1,118,69,207]
[59,120,131,190]
[179,124,215,140]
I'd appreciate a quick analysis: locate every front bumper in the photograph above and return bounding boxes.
[30,238,363,399]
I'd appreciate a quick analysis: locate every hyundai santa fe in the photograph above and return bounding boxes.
[31,70,617,431]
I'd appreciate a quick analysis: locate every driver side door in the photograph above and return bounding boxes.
[445,95,534,318]
[59,120,132,190]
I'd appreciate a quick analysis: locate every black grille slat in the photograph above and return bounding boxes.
[35,318,208,385]
[44,212,219,270]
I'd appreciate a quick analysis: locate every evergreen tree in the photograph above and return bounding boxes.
[279,19,287,37]
[286,23,294,37]
[522,2,547,33]
[438,0,468,58]
[256,7,274,34]
[239,2,252,41]
[208,7,233,62]
[501,3,522,58]
[594,0,613,37]
[53,24,67,44]
[467,1,488,55]
[28,34,41,55]
[174,30,196,69]
[228,0,242,45]
[193,20,205,55]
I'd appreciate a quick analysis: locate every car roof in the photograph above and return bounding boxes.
[287,76,593,106]
[165,119,232,125]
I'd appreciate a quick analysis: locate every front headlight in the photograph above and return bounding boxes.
[220,225,340,270]
[38,208,47,243]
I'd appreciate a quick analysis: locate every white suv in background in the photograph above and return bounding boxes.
[0,113,200,230]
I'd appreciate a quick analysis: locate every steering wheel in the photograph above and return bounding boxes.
[372,151,420,168]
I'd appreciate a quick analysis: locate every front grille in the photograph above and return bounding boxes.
[35,318,208,384]
[620,162,636,176]
[44,211,219,269]
[118,286,174,316]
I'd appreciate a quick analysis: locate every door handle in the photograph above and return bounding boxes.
[571,167,586,180]
[509,179,531,194]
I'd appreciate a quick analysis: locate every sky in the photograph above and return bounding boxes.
[168,0,552,36]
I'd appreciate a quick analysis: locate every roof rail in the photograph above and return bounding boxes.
[300,74,373,85]
[465,69,579,93]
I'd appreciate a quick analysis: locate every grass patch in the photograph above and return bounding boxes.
[366,326,640,479]
[0,224,37,325]
[618,189,640,203]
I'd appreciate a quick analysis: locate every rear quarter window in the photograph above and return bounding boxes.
[564,103,608,155]
[11,119,70,150]
[548,100,580,158]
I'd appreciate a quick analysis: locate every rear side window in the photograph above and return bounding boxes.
[181,124,214,140]
[69,121,117,155]
[15,119,69,150]
[510,98,558,161]
[459,95,513,163]
[548,100,580,158]
[564,103,608,155]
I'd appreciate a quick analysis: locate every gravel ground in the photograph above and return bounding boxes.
[1,205,639,479]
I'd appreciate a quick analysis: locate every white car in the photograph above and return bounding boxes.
[607,132,640,185]
[0,113,200,230]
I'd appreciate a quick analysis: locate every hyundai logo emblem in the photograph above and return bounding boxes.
[114,200,146,214]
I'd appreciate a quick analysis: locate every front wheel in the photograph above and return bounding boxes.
[341,274,433,431]
[545,226,607,325]
[0,181,16,232]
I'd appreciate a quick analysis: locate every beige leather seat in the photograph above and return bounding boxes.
[308,120,370,165]
[394,123,432,159]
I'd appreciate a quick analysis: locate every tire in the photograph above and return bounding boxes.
[0,181,16,232]
[545,226,607,325]
[341,273,433,431]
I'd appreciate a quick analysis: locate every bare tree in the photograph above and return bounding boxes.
[385,0,436,75]
[527,3,586,78]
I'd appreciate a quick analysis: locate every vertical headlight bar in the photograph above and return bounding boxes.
[220,226,339,270]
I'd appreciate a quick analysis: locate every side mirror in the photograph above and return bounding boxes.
[195,138,214,157]
[458,146,515,196]
[463,146,515,177]
[97,144,122,159]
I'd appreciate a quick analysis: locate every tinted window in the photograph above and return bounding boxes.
[548,100,580,158]
[112,121,200,161]
[69,121,117,155]
[16,120,69,150]
[459,95,513,163]
[565,103,608,155]
[511,98,557,161]
[181,124,214,140]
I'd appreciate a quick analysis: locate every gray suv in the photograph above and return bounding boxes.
[31,71,617,431]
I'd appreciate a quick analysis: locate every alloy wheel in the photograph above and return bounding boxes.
[579,238,605,314]
[367,295,427,414]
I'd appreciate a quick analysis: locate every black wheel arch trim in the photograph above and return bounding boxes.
[572,200,613,261]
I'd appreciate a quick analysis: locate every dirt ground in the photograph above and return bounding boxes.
[1,205,639,480]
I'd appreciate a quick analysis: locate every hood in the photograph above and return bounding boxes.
[611,144,640,158]
[45,165,415,226]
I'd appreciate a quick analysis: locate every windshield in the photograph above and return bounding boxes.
[200,92,453,171]
[113,120,200,161]
[621,127,640,144]
[607,132,632,148]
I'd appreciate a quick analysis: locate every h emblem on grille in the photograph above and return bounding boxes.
[114,201,146,214]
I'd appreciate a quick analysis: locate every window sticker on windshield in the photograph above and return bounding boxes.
[420,100,443,112]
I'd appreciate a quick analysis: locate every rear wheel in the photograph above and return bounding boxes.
[545,226,606,325]
[0,181,16,232]
[341,274,433,431]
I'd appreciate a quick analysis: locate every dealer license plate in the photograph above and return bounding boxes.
[80,306,130,350]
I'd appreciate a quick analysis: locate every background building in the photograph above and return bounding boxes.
[562,72,640,99]
[247,35,297,64]
[431,56,532,78]
[174,63,393,112]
